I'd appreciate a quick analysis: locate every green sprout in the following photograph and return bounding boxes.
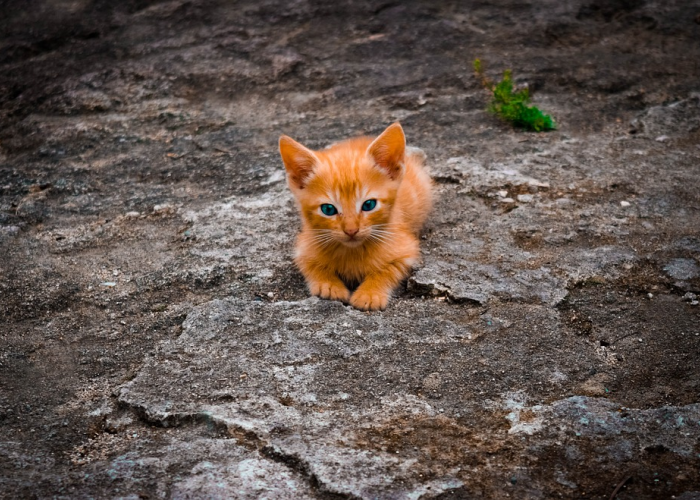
[473,59,555,132]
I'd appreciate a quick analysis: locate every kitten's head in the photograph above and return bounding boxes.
[279,122,406,248]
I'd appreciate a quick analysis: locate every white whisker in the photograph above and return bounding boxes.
[308,230,339,248]
[368,233,391,244]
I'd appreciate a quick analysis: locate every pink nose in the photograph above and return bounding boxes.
[344,228,359,238]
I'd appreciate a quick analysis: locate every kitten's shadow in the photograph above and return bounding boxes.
[341,278,360,293]
[340,277,412,296]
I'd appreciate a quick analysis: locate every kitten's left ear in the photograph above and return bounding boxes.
[279,135,319,190]
[367,122,406,180]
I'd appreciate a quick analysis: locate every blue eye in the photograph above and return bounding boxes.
[362,199,377,212]
[320,204,337,216]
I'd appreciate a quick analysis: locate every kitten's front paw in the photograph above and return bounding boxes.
[350,289,389,311]
[309,281,350,303]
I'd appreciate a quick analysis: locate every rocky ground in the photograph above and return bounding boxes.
[1,0,700,498]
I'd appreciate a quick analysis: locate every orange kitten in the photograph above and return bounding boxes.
[278,123,432,311]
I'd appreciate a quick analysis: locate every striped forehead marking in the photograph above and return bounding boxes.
[356,186,372,213]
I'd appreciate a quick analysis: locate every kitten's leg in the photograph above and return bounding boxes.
[350,257,413,311]
[296,259,350,303]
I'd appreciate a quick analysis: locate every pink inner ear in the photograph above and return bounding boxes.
[288,152,315,189]
[368,123,406,180]
[280,136,317,189]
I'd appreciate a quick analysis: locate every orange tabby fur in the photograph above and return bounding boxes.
[279,123,432,310]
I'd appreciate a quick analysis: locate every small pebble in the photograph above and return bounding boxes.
[356,330,362,335]
[620,201,631,207]
[100,282,117,287]
[517,194,534,203]
[647,293,653,299]
[153,203,174,213]
[422,373,442,392]
[267,292,274,298]
[500,197,515,203]
[0,225,20,236]
[497,190,508,198]
[655,135,669,142]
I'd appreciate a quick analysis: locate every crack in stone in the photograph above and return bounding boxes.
[123,397,357,499]
[261,445,360,500]
[406,276,485,305]
[122,400,231,435]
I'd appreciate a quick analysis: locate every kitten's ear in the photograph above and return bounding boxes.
[279,135,318,190]
[367,122,406,180]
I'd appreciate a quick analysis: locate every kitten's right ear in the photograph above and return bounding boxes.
[367,122,406,180]
[279,135,318,190]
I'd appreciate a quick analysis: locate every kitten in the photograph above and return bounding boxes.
[278,122,432,311]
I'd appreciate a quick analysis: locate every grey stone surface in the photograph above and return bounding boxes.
[630,95,700,138]
[1,1,700,499]
[665,258,700,281]
[104,437,317,499]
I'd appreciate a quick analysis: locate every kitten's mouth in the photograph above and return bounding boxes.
[342,236,365,247]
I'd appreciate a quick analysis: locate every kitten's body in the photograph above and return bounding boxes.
[279,123,432,310]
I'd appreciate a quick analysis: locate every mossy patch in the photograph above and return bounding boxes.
[474,59,555,132]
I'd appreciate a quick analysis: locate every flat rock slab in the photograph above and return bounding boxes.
[117,297,700,498]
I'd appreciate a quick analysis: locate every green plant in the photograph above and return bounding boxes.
[473,59,555,132]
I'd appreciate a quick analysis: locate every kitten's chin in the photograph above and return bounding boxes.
[341,238,365,248]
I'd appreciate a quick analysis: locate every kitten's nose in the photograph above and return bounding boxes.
[344,228,359,238]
